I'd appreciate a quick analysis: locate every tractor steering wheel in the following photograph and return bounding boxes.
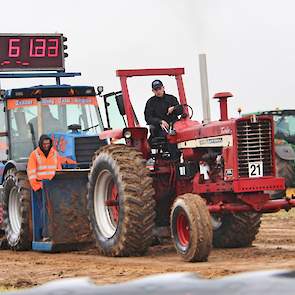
[181,104,194,119]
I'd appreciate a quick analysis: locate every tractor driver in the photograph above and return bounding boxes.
[144,79,183,139]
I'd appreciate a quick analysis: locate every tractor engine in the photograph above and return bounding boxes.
[197,148,223,181]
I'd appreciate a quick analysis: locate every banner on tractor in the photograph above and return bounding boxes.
[7,96,97,110]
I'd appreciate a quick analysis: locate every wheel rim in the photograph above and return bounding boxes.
[94,169,119,239]
[176,210,190,247]
[110,184,119,225]
[211,214,222,230]
[8,187,21,237]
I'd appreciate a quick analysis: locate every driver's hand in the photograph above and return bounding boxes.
[167,106,175,115]
[160,120,169,131]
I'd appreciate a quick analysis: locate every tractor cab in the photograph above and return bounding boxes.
[1,85,105,167]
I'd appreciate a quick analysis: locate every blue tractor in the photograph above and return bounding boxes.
[0,79,108,251]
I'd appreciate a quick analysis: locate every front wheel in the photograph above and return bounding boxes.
[170,194,212,262]
[2,169,32,250]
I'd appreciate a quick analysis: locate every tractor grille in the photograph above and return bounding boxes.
[237,119,273,177]
[74,136,106,167]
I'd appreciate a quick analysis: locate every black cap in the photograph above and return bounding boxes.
[152,79,163,90]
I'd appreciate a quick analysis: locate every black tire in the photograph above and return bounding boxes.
[276,156,295,188]
[212,212,261,248]
[2,169,32,250]
[170,194,212,262]
[87,144,156,256]
[0,197,7,249]
[0,233,8,250]
[270,156,295,199]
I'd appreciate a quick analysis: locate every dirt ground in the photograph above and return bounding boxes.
[1,212,295,290]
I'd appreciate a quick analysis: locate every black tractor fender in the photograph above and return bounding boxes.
[275,144,295,161]
[1,161,27,184]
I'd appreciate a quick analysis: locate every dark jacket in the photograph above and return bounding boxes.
[144,93,182,126]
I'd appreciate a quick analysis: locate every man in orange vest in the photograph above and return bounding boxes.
[27,134,76,191]
[27,134,76,241]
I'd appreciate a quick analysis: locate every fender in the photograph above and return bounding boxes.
[123,127,149,158]
[1,160,27,184]
[99,129,123,141]
[123,127,148,140]
[275,144,295,161]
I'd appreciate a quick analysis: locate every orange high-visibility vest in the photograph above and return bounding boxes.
[27,147,61,191]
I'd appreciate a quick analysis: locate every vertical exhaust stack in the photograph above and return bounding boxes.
[199,54,211,124]
[213,92,233,121]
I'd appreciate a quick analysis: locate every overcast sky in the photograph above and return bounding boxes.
[1,0,294,123]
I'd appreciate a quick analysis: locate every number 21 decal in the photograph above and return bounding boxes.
[248,161,263,178]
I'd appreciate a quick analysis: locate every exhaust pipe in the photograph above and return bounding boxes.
[213,92,233,121]
[199,54,211,124]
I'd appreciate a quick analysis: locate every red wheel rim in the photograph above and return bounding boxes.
[110,183,119,224]
[176,211,190,247]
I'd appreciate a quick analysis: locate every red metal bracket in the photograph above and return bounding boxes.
[116,68,184,77]
[237,193,269,211]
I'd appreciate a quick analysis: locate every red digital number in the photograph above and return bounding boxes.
[47,39,59,57]
[30,38,46,57]
[8,38,21,57]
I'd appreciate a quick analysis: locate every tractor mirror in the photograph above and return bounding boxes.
[116,94,125,116]
[97,86,104,96]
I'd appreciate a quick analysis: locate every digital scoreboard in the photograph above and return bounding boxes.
[0,34,66,71]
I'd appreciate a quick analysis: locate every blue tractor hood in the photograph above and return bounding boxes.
[48,130,106,168]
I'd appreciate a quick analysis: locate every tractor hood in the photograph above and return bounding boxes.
[48,131,106,168]
[170,118,235,144]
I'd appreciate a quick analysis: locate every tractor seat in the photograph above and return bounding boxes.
[149,137,167,149]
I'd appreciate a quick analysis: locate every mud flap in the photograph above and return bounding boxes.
[31,170,93,252]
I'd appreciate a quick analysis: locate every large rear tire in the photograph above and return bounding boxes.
[269,156,295,199]
[87,145,155,256]
[0,195,8,249]
[2,169,32,250]
[170,194,212,262]
[276,156,295,200]
[0,231,8,249]
[212,212,261,248]
[276,156,295,188]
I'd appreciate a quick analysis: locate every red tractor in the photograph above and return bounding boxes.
[86,68,295,262]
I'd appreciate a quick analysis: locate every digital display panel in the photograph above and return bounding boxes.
[0,34,65,71]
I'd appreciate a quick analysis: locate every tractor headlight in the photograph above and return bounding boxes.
[124,131,132,139]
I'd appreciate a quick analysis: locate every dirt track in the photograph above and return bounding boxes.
[1,212,295,289]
